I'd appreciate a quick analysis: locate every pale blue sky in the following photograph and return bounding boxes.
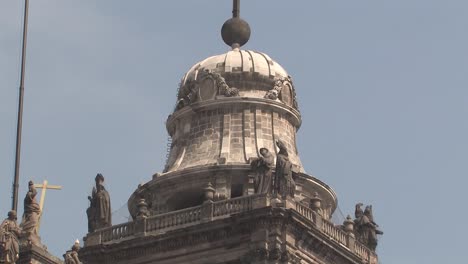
[1,1,468,263]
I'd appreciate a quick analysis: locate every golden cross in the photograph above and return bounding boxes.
[33,180,62,232]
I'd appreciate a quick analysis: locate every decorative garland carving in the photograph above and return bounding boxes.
[265,77,286,100]
[201,69,239,97]
[265,76,299,110]
[175,70,240,111]
[175,79,198,110]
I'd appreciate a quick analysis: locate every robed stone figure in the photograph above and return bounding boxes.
[0,211,21,264]
[20,181,41,236]
[274,139,296,197]
[87,174,112,232]
[354,204,383,251]
[250,148,275,194]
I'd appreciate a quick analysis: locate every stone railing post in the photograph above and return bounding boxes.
[310,192,323,216]
[270,195,284,208]
[284,196,296,210]
[201,201,214,222]
[134,218,147,237]
[135,198,149,236]
[343,215,355,251]
[201,182,215,222]
[83,231,101,247]
[203,182,215,202]
[252,194,269,209]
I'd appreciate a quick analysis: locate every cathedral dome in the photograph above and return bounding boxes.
[181,49,289,85]
[175,48,298,111]
[165,47,303,176]
[125,2,341,228]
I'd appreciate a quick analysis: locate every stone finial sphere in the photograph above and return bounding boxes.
[221,17,251,48]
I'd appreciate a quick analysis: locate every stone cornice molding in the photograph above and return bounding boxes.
[81,207,375,264]
[166,97,302,136]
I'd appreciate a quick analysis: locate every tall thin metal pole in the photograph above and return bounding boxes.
[12,0,30,212]
[233,0,240,18]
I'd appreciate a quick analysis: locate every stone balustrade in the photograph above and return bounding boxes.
[354,242,371,261]
[213,194,254,217]
[101,222,135,243]
[294,201,377,264]
[85,194,377,263]
[146,205,202,232]
[321,218,348,246]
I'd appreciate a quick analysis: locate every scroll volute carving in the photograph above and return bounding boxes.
[176,79,199,110]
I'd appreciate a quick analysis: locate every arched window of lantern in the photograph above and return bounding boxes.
[280,82,293,107]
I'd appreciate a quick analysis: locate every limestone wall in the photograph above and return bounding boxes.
[165,105,303,173]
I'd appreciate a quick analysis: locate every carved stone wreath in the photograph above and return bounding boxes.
[265,77,286,100]
[175,70,239,110]
[201,69,239,97]
[265,76,299,109]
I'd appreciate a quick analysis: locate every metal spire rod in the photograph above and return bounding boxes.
[233,0,240,18]
[12,0,30,212]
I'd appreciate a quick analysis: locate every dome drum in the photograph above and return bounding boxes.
[128,165,338,221]
[164,102,303,174]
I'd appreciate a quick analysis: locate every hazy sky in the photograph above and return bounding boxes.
[1,1,468,263]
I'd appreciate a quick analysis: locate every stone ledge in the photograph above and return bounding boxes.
[81,206,376,264]
[83,197,377,264]
[18,243,63,264]
[166,97,302,136]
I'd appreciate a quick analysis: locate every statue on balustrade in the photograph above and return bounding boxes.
[0,211,22,264]
[87,173,112,232]
[250,147,275,194]
[354,203,383,251]
[273,139,296,198]
[20,181,41,244]
[64,240,81,264]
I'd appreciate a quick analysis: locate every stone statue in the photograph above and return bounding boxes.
[354,204,383,251]
[354,202,364,219]
[274,139,296,197]
[63,240,81,264]
[0,211,21,264]
[86,174,112,232]
[250,148,275,194]
[20,181,41,236]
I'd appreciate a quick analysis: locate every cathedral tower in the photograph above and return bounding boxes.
[80,2,381,263]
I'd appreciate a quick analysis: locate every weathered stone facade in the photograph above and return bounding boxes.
[80,3,380,263]
[81,196,377,264]
[17,243,63,264]
[165,102,302,172]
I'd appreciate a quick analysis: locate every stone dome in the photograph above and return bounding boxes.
[182,49,288,84]
[175,48,298,111]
